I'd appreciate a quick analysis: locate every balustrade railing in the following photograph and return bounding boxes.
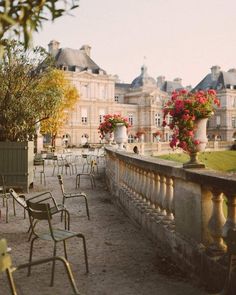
[105,147,236,289]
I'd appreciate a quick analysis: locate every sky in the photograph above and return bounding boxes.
[34,0,236,87]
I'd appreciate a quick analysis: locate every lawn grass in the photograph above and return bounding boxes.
[157,151,236,172]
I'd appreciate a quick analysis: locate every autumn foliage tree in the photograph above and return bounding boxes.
[0,40,77,142]
[40,70,78,147]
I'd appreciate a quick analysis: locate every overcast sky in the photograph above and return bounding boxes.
[34,0,236,87]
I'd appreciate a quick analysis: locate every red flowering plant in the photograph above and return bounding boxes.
[135,130,145,139]
[98,114,130,139]
[162,89,220,153]
[153,131,162,138]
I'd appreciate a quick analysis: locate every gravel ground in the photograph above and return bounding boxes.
[0,160,208,295]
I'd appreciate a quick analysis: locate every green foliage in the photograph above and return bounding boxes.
[157,151,236,172]
[0,40,64,141]
[0,0,79,50]
[40,69,78,146]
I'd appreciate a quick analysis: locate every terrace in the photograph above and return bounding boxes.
[1,146,236,294]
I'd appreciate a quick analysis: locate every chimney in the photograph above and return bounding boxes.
[173,77,182,85]
[157,75,165,86]
[48,40,60,57]
[80,45,91,57]
[210,65,221,80]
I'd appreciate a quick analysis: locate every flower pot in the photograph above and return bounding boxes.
[183,117,208,168]
[114,123,128,150]
[104,132,114,145]
[194,117,208,152]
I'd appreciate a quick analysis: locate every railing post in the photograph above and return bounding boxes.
[208,189,226,253]
[222,193,236,239]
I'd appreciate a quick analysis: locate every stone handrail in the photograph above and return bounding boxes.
[105,147,236,290]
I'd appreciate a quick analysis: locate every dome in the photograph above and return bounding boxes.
[130,65,156,89]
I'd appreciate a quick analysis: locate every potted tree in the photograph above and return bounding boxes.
[0,40,77,191]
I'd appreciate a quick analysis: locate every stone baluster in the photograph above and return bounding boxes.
[222,192,236,239]
[149,172,155,210]
[208,190,226,253]
[145,171,152,207]
[130,165,136,196]
[163,177,174,224]
[158,174,167,219]
[208,189,226,253]
[140,170,147,203]
[152,173,161,217]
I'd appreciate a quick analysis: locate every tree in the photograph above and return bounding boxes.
[40,70,78,147]
[0,40,70,141]
[0,0,79,50]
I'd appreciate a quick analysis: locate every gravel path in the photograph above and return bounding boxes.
[1,162,208,295]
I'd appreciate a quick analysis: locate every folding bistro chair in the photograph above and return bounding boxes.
[26,200,89,287]
[57,175,90,220]
[0,238,80,294]
[9,188,70,231]
[75,160,97,190]
[0,175,15,223]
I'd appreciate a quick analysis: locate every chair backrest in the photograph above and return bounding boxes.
[9,188,27,209]
[26,200,55,239]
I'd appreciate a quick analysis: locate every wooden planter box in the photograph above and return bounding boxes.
[0,141,34,192]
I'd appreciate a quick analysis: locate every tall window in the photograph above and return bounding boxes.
[154,113,161,127]
[128,114,134,126]
[81,84,88,98]
[216,115,221,127]
[81,108,88,124]
[99,109,105,123]
[232,117,236,128]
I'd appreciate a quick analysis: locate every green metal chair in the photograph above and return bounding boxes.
[75,160,97,190]
[57,174,90,220]
[26,200,89,287]
[0,238,81,294]
[0,174,16,223]
[9,188,70,232]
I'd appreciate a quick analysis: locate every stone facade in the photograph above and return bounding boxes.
[194,65,236,141]
[48,41,236,146]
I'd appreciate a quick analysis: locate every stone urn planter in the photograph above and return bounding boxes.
[104,132,114,145]
[183,117,208,168]
[114,123,128,150]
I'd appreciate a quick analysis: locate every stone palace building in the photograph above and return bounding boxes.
[48,40,236,147]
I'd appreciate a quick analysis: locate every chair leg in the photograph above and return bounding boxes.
[6,268,18,295]
[43,173,46,186]
[28,237,38,276]
[63,240,68,260]
[65,210,70,230]
[50,243,57,287]
[52,165,56,176]
[77,234,89,273]
[83,196,90,220]
[5,198,8,223]
[12,198,16,216]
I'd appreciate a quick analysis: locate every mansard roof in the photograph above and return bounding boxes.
[193,67,236,91]
[160,81,184,93]
[54,48,105,74]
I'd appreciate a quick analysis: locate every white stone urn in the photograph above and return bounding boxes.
[104,132,114,145]
[194,117,208,152]
[114,123,128,150]
[183,117,208,168]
